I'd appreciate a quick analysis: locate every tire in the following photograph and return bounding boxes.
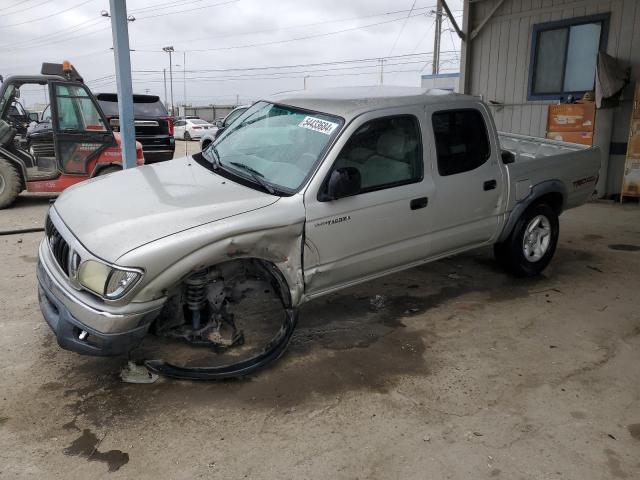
[96,165,122,177]
[184,131,191,141]
[494,203,559,277]
[0,158,22,209]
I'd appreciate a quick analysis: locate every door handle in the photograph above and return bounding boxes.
[483,179,497,191]
[410,197,428,210]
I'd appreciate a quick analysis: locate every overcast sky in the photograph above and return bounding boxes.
[1,0,463,109]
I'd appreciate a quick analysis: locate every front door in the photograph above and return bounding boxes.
[424,105,504,255]
[304,108,435,296]
[51,83,113,175]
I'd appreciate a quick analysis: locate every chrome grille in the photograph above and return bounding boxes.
[45,215,71,276]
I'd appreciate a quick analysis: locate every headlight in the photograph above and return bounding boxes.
[78,260,142,299]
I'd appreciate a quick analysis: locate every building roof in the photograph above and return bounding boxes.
[268,85,475,120]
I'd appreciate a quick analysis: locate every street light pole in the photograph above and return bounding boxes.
[163,68,167,108]
[183,51,186,117]
[163,46,174,116]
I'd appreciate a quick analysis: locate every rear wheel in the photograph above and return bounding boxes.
[184,131,191,141]
[494,203,559,277]
[0,158,22,209]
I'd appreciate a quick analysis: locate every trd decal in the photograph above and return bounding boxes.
[314,215,351,228]
[573,175,597,189]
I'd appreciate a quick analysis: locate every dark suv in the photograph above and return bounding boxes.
[97,93,174,163]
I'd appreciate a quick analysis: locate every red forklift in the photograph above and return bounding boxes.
[0,61,145,209]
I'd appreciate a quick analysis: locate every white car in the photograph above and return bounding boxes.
[174,118,214,141]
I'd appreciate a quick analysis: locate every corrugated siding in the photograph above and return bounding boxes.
[467,0,640,142]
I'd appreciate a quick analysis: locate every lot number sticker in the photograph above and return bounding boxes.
[298,116,338,135]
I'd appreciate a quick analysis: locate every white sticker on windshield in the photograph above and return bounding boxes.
[298,116,338,135]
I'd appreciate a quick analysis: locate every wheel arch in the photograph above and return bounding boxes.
[498,180,565,243]
[90,162,122,178]
[0,148,27,190]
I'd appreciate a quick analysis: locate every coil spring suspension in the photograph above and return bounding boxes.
[185,269,209,329]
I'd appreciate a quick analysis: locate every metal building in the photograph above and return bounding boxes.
[459,0,640,197]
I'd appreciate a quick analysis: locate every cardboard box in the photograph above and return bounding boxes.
[546,131,594,146]
[547,103,596,132]
[622,84,640,198]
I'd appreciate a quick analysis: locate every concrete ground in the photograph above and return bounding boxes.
[1,184,640,479]
[173,139,203,159]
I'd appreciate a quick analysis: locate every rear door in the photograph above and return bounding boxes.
[424,104,505,255]
[51,83,114,175]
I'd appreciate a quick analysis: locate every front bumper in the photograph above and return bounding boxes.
[37,242,164,356]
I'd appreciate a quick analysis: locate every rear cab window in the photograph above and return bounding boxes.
[96,94,168,117]
[432,109,490,176]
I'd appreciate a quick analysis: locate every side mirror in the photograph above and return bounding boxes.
[501,150,515,164]
[28,112,39,122]
[215,119,223,128]
[322,167,361,201]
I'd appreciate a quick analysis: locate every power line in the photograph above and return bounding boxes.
[387,0,417,56]
[134,5,437,49]
[127,52,441,75]
[136,11,431,53]
[0,17,104,49]
[127,59,442,82]
[129,0,212,14]
[135,0,239,21]
[92,68,428,88]
[1,0,53,17]
[0,0,96,29]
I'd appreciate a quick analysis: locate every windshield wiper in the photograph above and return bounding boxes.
[229,161,276,195]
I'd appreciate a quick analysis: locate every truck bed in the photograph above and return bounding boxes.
[498,132,601,212]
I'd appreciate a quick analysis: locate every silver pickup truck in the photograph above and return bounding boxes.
[37,87,600,379]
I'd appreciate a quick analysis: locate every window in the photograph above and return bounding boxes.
[174,120,186,127]
[224,107,247,127]
[209,101,343,192]
[528,14,609,100]
[332,115,423,192]
[432,109,490,176]
[55,84,107,132]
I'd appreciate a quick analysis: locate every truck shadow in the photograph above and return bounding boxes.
[42,245,601,430]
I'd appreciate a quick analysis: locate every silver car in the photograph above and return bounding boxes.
[37,86,600,378]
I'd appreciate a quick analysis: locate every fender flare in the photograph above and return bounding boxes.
[497,180,566,243]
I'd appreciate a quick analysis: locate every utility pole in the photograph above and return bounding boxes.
[182,51,186,116]
[432,0,443,75]
[108,0,136,169]
[163,46,174,116]
[303,74,309,90]
[163,68,167,108]
[379,58,386,85]
[236,94,239,106]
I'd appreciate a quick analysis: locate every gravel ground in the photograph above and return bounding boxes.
[1,195,639,479]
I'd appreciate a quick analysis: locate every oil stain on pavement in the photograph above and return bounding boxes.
[608,244,640,251]
[63,429,129,472]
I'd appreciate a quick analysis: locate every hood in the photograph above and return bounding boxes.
[54,156,279,261]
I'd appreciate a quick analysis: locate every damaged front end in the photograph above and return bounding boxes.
[144,259,298,379]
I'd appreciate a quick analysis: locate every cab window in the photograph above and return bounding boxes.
[432,109,490,176]
[55,84,107,132]
[332,115,423,192]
